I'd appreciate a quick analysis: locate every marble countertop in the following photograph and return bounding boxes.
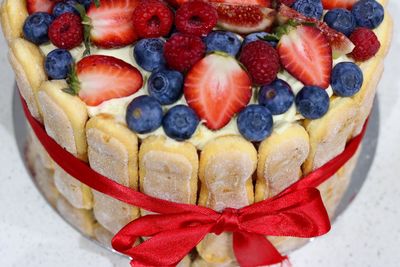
[1,2,400,266]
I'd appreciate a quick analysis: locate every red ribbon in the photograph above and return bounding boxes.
[20,94,367,267]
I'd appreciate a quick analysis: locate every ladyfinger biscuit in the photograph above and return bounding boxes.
[192,257,237,267]
[0,0,28,43]
[86,115,140,234]
[28,126,54,169]
[93,224,114,247]
[255,124,309,201]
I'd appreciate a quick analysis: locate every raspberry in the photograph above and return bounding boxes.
[175,1,218,37]
[133,0,174,38]
[164,33,206,72]
[239,41,280,85]
[49,13,83,50]
[349,27,381,61]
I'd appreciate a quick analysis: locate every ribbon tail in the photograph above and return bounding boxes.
[233,232,286,267]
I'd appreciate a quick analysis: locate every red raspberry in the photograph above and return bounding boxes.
[175,1,218,36]
[164,33,206,72]
[349,28,381,62]
[239,41,280,85]
[279,0,297,6]
[133,0,174,38]
[49,13,83,50]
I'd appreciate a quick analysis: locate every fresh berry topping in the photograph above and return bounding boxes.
[45,49,73,79]
[349,27,381,61]
[293,0,323,20]
[162,105,200,141]
[53,1,79,17]
[134,38,166,72]
[77,0,92,9]
[184,53,252,130]
[295,86,330,119]
[167,0,271,7]
[243,32,278,47]
[164,33,206,72]
[239,41,280,86]
[126,96,163,134]
[279,0,297,6]
[321,0,357,10]
[87,0,139,48]
[352,0,384,29]
[69,55,143,106]
[133,0,174,38]
[324,8,356,36]
[331,62,363,97]
[27,0,60,14]
[278,25,332,89]
[148,69,184,105]
[204,31,242,56]
[258,79,294,115]
[175,1,218,36]
[49,13,83,49]
[237,104,273,142]
[23,12,54,45]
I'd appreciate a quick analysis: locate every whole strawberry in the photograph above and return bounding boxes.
[349,27,381,61]
[49,13,83,49]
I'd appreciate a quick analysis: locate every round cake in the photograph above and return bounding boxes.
[1,0,393,266]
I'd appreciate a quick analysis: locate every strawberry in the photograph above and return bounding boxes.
[26,0,61,14]
[321,0,358,10]
[165,0,271,7]
[184,53,252,130]
[87,0,139,48]
[66,55,143,106]
[278,25,332,89]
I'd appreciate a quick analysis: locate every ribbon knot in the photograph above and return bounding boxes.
[212,208,240,235]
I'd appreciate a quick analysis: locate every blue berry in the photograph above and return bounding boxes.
[324,9,356,36]
[204,31,242,56]
[293,0,323,20]
[352,0,384,29]
[148,69,183,105]
[237,105,273,142]
[243,32,278,47]
[295,86,330,119]
[134,38,166,72]
[45,49,73,79]
[77,0,92,9]
[258,79,294,115]
[23,12,54,45]
[162,105,200,141]
[331,62,363,97]
[53,1,79,17]
[126,96,163,134]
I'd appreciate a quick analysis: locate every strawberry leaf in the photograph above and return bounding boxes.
[94,0,101,7]
[75,3,92,56]
[64,65,81,96]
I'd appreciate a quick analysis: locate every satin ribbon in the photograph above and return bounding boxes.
[20,94,368,267]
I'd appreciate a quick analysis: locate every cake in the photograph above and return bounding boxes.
[1,0,392,266]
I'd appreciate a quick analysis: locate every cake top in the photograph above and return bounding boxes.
[22,0,384,148]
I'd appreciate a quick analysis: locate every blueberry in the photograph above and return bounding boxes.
[324,9,356,36]
[243,32,278,47]
[45,49,74,79]
[162,105,200,141]
[126,96,163,134]
[331,62,363,97]
[293,0,323,20]
[77,0,92,9]
[204,31,242,56]
[23,12,54,45]
[237,105,273,142]
[134,38,166,72]
[295,86,330,119]
[148,69,183,105]
[258,79,294,115]
[352,0,384,29]
[53,1,79,17]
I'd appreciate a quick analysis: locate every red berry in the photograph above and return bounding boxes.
[175,1,218,36]
[239,41,280,85]
[49,13,83,50]
[349,28,381,62]
[279,0,297,6]
[133,0,174,38]
[164,33,206,72]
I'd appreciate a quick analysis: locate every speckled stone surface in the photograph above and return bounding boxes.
[1,2,400,266]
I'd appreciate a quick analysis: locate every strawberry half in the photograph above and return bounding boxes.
[67,55,143,106]
[26,0,60,14]
[321,0,357,10]
[278,25,332,89]
[184,53,252,130]
[87,0,139,48]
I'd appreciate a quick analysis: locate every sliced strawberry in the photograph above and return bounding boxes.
[26,0,60,14]
[278,25,332,89]
[321,0,357,10]
[184,53,252,130]
[73,55,143,106]
[166,0,271,7]
[87,0,139,48]
[278,4,355,56]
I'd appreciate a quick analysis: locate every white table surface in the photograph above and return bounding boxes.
[1,2,400,266]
